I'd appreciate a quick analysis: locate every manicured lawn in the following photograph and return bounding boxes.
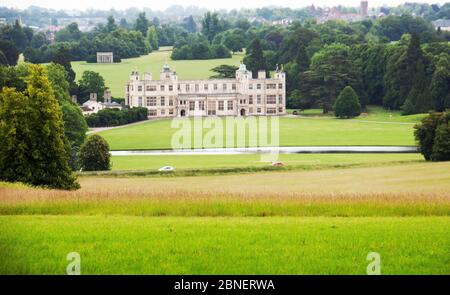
[71,47,243,98]
[97,113,418,150]
[0,216,449,274]
[110,153,423,171]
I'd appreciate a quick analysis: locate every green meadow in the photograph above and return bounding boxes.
[96,107,423,150]
[71,47,244,98]
[1,161,450,274]
[1,216,449,274]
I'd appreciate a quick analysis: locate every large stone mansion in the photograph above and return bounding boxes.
[124,63,286,118]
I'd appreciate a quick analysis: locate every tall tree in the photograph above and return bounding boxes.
[244,38,267,77]
[0,65,79,189]
[106,15,118,33]
[202,12,222,42]
[430,54,450,112]
[78,70,106,103]
[146,26,159,51]
[302,43,359,113]
[182,15,197,33]
[0,40,19,66]
[134,12,149,36]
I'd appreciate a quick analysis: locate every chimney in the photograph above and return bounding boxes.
[89,93,97,102]
[104,90,112,103]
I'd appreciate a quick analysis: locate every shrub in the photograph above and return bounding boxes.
[78,135,111,171]
[333,86,361,118]
[414,112,450,161]
[430,122,450,161]
[85,107,148,127]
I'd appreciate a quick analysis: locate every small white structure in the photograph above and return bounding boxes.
[81,91,122,116]
[97,52,113,64]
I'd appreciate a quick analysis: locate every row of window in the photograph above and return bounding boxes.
[137,95,283,107]
[131,83,284,93]
[249,94,283,105]
[148,109,174,116]
[147,107,284,117]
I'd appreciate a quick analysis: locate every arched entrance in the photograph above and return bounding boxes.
[180,109,186,117]
[240,109,246,116]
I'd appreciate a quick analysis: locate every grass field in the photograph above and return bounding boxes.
[0,162,449,274]
[1,216,448,274]
[96,107,423,150]
[71,47,244,97]
[110,153,423,171]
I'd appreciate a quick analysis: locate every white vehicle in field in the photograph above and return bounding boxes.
[158,166,175,172]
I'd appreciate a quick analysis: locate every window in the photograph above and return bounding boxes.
[186,84,190,92]
[161,109,165,115]
[257,95,261,104]
[138,86,143,92]
[160,85,165,91]
[169,85,173,91]
[278,83,283,89]
[195,84,199,92]
[249,95,253,104]
[266,83,276,89]
[199,101,205,110]
[189,101,195,111]
[138,97,142,107]
[204,84,208,91]
[214,84,218,90]
[208,101,216,115]
[161,97,165,106]
[232,84,236,90]
[257,107,261,113]
[278,107,283,113]
[227,101,233,110]
[267,95,276,104]
[169,99,173,106]
[257,84,261,90]
[147,97,157,106]
[278,95,283,104]
[149,110,157,116]
[249,84,253,90]
[267,108,276,114]
[218,101,224,111]
[169,109,174,115]
[146,85,156,91]
[223,84,227,91]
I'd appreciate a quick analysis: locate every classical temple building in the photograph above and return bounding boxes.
[124,63,286,118]
[97,52,113,63]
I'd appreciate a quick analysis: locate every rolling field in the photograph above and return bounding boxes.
[71,47,243,98]
[96,108,423,150]
[1,162,449,274]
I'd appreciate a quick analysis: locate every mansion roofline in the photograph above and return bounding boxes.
[125,63,286,118]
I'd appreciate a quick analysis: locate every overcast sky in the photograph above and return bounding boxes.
[1,0,448,11]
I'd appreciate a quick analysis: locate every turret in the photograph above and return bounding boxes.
[235,62,252,80]
[130,71,139,81]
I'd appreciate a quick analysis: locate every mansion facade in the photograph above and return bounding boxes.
[124,63,286,118]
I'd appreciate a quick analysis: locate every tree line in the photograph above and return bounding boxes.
[241,16,449,115]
